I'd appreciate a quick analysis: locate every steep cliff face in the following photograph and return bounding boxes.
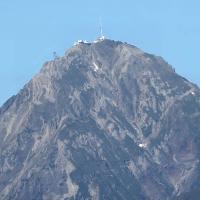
[0,39,200,200]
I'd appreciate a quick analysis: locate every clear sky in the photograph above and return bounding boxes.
[0,0,200,105]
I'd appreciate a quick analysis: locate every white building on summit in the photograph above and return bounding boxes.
[74,18,106,46]
[73,40,90,46]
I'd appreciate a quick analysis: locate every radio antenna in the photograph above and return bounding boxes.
[99,17,105,39]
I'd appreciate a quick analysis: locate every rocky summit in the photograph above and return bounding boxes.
[0,39,200,200]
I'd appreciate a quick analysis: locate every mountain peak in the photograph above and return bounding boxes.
[0,38,200,200]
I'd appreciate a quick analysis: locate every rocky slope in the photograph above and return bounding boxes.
[0,39,200,200]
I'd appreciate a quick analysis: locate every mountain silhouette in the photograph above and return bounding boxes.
[0,39,200,200]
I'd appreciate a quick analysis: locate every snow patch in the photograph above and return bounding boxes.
[138,143,147,148]
[92,62,99,72]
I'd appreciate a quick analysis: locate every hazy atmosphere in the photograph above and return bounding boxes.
[0,0,199,105]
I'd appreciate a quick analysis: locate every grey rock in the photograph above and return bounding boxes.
[0,39,200,200]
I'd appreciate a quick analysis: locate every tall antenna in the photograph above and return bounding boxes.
[99,17,104,39]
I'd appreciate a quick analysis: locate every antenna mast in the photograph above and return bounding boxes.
[99,17,105,39]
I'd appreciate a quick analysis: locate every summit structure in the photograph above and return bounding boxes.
[74,18,106,46]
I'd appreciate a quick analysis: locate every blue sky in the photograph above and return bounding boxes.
[0,0,200,105]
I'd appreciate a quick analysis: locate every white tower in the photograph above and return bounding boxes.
[99,17,105,40]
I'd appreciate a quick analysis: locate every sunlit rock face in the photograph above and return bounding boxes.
[0,39,200,200]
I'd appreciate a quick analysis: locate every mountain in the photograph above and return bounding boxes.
[0,39,200,200]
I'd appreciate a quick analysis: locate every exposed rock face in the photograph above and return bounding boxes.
[0,39,200,200]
